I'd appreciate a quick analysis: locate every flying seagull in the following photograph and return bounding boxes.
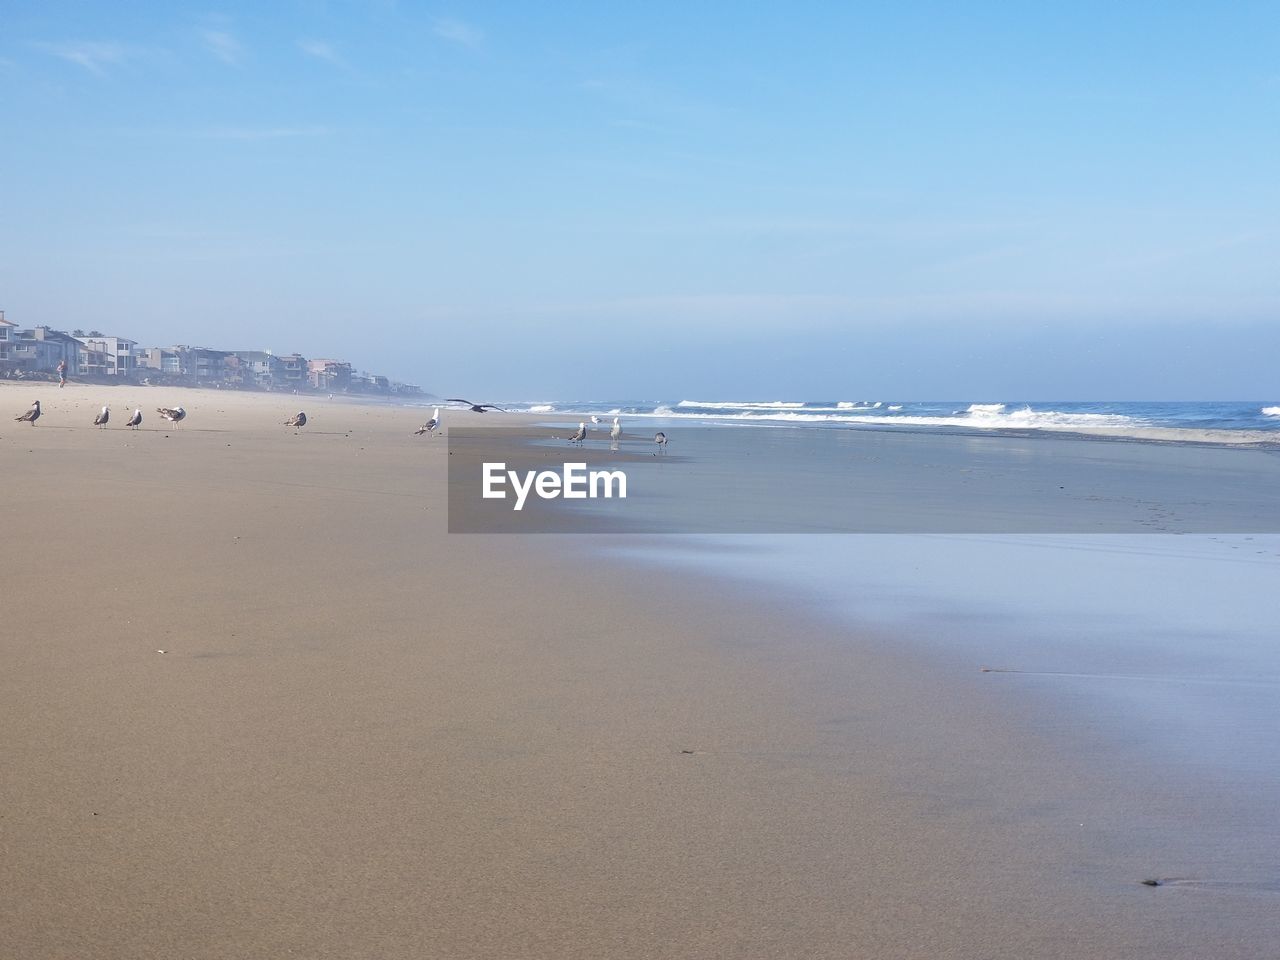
[444,398,507,413]
[157,406,186,425]
[610,417,622,449]
[93,405,110,428]
[414,407,442,436]
[126,408,143,429]
[284,411,307,430]
[569,421,587,446]
[14,400,41,424]
[654,431,668,455]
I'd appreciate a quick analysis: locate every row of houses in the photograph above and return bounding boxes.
[0,312,420,396]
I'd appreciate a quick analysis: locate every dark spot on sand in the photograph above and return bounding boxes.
[1141,878,1162,886]
[680,749,695,754]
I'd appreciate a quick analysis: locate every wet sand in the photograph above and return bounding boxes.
[1,383,1275,958]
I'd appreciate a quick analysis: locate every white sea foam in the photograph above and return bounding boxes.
[888,405,903,411]
[1262,406,1280,417]
[678,399,807,410]
[629,404,1145,432]
[525,404,557,413]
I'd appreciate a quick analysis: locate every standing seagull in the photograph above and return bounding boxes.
[654,431,668,455]
[444,398,507,413]
[591,416,603,425]
[126,408,143,430]
[568,421,587,446]
[14,400,41,425]
[414,407,442,437]
[284,411,307,431]
[610,417,622,450]
[156,405,186,426]
[93,405,110,428]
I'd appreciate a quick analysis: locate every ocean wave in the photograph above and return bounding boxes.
[620,405,1145,431]
[524,404,557,413]
[1263,406,1280,417]
[678,399,807,410]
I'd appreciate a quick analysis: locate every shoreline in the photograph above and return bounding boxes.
[2,386,1276,957]
[7,381,1278,447]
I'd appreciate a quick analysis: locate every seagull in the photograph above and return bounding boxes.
[126,408,143,430]
[414,407,442,436]
[14,400,41,425]
[444,398,507,413]
[93,405,110,428]
[610,417,622,449]
[569,421,587,446]
[654,431,668,455]
[156,406,186,425]
[284,411,307,430]
[591,415,603,425]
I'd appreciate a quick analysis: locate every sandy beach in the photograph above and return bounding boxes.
[2,382,1276,959]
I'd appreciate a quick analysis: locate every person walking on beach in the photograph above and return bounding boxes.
[56,358,66,388]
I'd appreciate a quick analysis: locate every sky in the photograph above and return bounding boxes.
[1,1,1277,399]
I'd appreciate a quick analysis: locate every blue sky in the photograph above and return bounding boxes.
[1,2,1277,398]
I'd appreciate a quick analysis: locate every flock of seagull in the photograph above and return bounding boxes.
[418,400,671,454]
[566,417,667,454]
[11,399,269,431]
[13,396,671,453]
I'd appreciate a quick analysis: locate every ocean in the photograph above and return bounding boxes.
[504,399,1280,436]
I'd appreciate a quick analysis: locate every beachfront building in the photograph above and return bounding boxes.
[351,371,391,394]
[277,353,308,389]
[308,358,352,391]
[76,335,137,379]
[0,313,14,372]
[137,345,230,384]
[135,346,184,377]
[7,326,83,376]
[189,348,232,385]
[230,351,284,389]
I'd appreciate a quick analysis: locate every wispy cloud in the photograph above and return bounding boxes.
[32,40,129,75]
[194,125,334,141]
[298,37,346,69]
[432,17,483,49]
[202,30,244,66]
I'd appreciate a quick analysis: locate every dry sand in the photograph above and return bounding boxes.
[1,383,1271,958]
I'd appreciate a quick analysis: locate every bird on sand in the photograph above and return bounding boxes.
[444,398,507,413]
[610,417,622,449]
[591,415,603,425]
[284,411,307,430]
[126,408,143,429]
[156,406,186,425]
[414,407,442,436]
[654,431,668,455]
[14,400,41,424]
[93,405,110,428]
[569,421,587,446]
